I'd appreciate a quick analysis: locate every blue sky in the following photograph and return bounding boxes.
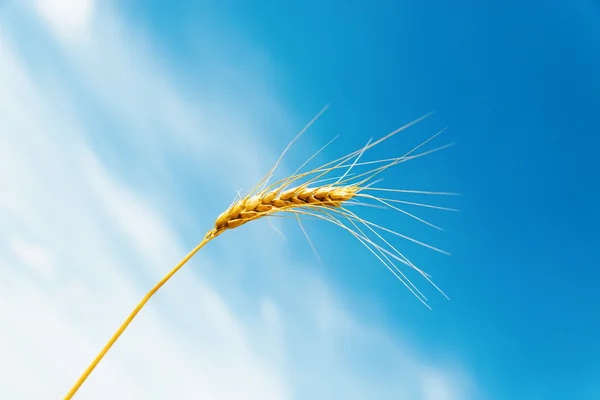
[1,1,598,399]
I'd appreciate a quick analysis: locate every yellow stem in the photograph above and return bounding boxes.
[64,231,215,399]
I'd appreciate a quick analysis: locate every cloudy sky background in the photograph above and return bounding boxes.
[1,1,599,399]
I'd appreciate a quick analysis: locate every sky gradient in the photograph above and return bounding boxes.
[1,1,599,399]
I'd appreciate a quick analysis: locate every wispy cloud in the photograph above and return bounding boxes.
[33,0,95,43]
[0,2,476,399]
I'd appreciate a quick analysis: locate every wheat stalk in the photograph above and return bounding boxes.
[64,108,456,399]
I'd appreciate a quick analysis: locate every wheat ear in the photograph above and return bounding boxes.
[65,110,455,399]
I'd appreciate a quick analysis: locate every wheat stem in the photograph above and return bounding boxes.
[64,185,357,399]
[64,232,214,399]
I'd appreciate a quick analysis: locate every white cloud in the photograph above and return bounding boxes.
[0,3,476,399]
[8,237,56,281]
[420,368,466,400]
[34,0,95,43]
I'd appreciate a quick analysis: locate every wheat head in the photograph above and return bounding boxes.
[65,109,455,399]
[212,185,358,234]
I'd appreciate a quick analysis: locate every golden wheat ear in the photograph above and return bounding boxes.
[64,110,455,399]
